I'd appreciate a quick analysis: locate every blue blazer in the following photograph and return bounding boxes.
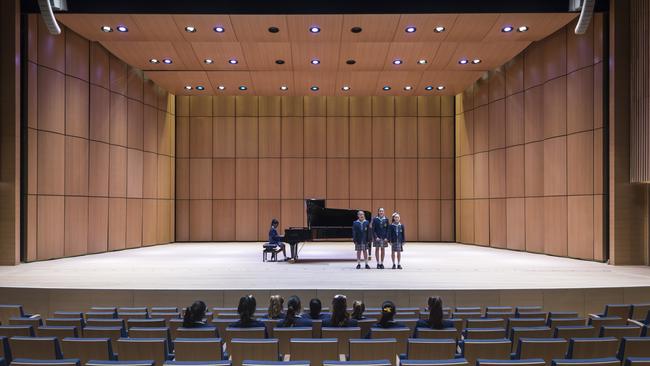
[372,216,389,240]
[388,223,405,244]
[268,226,282,245]
[276,316,313,328]
[352,220,370,244]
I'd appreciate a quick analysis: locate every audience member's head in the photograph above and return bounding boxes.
[268,294,284,319]
[183,300,207,327]
[309,298,322,318]
[284,295,302,326]
[427,296,444,329]
[378,300,396,327]
[351,300,365,320]
[237,295,257,322]
[330,294,349,326]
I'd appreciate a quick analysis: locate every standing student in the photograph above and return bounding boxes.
[268,219,288,260]
[388,212,405,269]
[352,211,370,269]
[372,208,389,269]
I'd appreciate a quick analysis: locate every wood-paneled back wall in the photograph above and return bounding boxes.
[175,95,455,242]
[454,17,606,261]
[25,16,175,261]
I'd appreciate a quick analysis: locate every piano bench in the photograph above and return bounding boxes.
[262,244,281,262]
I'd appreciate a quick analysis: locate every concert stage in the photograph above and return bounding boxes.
[1,242,650,317]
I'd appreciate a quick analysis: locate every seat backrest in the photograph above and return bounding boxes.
[127,319,166,329]
[0,305,24,325]
[510,328,553,351]
[517,313,548,320]
[400,360,469,366]
[517,338,568,366]
[603,305,632,319]
[45,319,84,331]
[0,336,11,364]
[37,327,79,339]
[321,327,362,356]
[415,328,460,342]
[86,360,154,366]
[462,339,512,366]
[549,319,586,329]
[464,328,507,340]
[217,313,240,320]
[548,313,579,320]
[86,319,125,329]
[211,320,234,342]
[10,358,81,366]
[176,327,219,339]
[515,307,543,315]
[467,319,506,329]
[456,307,481,313]
[323,360,391,366]
[311,320,322,338]
[357,320,375,338]
[61,337,113,365]
[553,326,597,340]
[85,312,116,320]
[487,307,513,313]
[588,317,626,329]
[406,339,456,360]
[229,338,278,366]
[116,338,168,366]
[289,338,338,366]
[127,327,170,340]
[53,312,84,319]
[173,337,223,362]
[169,319,185,339]
[118,307,148,314]
[272,327,312,355]
[370,328,411,355]
[262,320,281,338]
[625,357,650,366]
[551,358,621,366]
[507,319,547,335]
[599,326,642,339]
[151,307,178,313]
[82,327,125,344]
[487,313,515,320]
[224,328,266,349]
[0,325,34,337]
[9,318,42,328]
[619,337,650,360]
[477,360,546,366]
[90,307,117,312]
[349,338,398,366]
[453,313,483,322]
[150,313,181,324]
[242,361,309,366]
[630,304,650,321]
[9,337,62,360]
[567,338,619,359]
[117,313,148,321]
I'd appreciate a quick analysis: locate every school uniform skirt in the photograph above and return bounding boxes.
[373,238,388,248]
[390,241,404,252]
[354,241,368,251]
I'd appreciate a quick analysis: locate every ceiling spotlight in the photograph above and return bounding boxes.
[238,86,247,91]
[346,59,356,65]
[213,26,225,33]
[501,25,513,33]
[458,59,469,65]
[436,85,445,91]
[382,86,391,91]
[196,86,205,91]
[311,59,320,65]
[217,85,226,90]
[425,85,434,91]
[393,59,403,65]
[517,25,529,32]
[341,85,351,91]
[228,59,238,64]
[184,85,192,90]
[275,59,285,65]
[351,26,363,33]
[185,26,196,33]
[162,58,173,64]
[204,59,214,64]
[268,26,280,33]
[417,59,428,65]
[149,58,159,64]
[310,86,319,91]
[405,26,417,33]
[280,85,288,91]
[471,59,482,64]
[116,25,128,32]
[434,26,446,33]
[101,25,113,32]
[404,85,413,91]
[309,26,320,33]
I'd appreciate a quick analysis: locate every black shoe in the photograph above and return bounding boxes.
[397,264,403,269]
[376,264,381,269]
[365,264,371,269]
[392,264,396,269]
[356,264,361,269]
[379,264,384,269]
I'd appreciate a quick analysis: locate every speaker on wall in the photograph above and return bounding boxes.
[573,0,596,34]
[37,0,67,35]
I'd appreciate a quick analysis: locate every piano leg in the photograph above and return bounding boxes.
[289,242,298,261]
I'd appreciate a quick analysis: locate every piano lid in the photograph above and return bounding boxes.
[305,199,372,229]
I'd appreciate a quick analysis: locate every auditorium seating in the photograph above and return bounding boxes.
[349,338,398,366]
[176,327,218,339]
[322,327,361,356]
[626,358,650,366]
[289,338,338,365]
[243,361,308,366]
[477,360,546,366]
[415,328,460,342]
[406,339,456,360]
[9,337,63,360]
[554,327,597,340]
[272,328,311,355]
[510,327,553,351]
[400,359,469,366]
[173,338,223,361]
[617,337,650,360]
[0,305,26,325]
[324,360,391,366]
[462,339,512,365]
[229,339,279,366]
[87,360,154,366]
[463,328,507,340]
[36,327,78,339]
[116,338,171,365]
[514,338,568,366]
[224,328,266,349]
[10,359,81,366]
[0,336,10,364]
[0,325,34,337]
[551,358,621,366]
[566,338,619,359]
[9,317,42,328]
[60,337,114,364]
[369,328,411,354]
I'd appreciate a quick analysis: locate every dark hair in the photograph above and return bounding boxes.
[284,296,302,327]
[309,298,322,318]
[427,296,444,329]
[330,294,349,326]
[183,300,207,327]
[351,300,365,320]
[271,218,279,227]
[378,300,396,327]
[238,295,257,324]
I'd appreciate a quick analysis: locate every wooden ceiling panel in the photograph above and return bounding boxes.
[392,14,459,42]
[375,71,424,95]
[291,42,341,71]
[341,15,400,42]
[101,41,186,70]
[286,15,344,41]
[230,15,290,42]
[444,14,500,42]
[483,13,578,42]
[335,71,381,96]
[446,41,531,70]
[171,15,237,42]
[191,42,249,70]
[427,42,458,70]
[241,42,293,70]
[130,15,184,41]
[338,42,390,71]
[57,14,143,42]
[293,71,338,95]
[250,71,295,96]
[206,71,254,95]
[417,70,484,95]
[145,71,212,94]
[172,42,203,70]
[384,42,441,70]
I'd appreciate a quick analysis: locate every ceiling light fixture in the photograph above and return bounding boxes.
[275,59,285,65]
[101,25,113,32]
[204,59,214,64]
[217,85,226,90]
[238,86,247,91]
[351,26,362,33]
[116,25,128,32]
[346,59,356,65]
[309,26,320,33]
[471,59,481,64]
[196,86,205,91]
[185,26,196,33]
[425,86,434,91]
[342,85,351,91]
[184,85,192,90]
[213,26,225,33]
[458,59,469,65]
[405,26,416,33]
[436,85,445,91]
[393,59,403,65]
[149,58,159,64]
[434,26,446,33]
[382,86,391,91]
[310,86,319,91]
[501,25,513,33]
[517,25,529,32]
[228,59,238,64]
[162,58,173,64]
[418,59,428,65]
[311,59,320,65]
[280,85,288,91]
[404,85,413,91]
[268,26,280,33]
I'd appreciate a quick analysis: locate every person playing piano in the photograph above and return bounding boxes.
[353,210,371,269]
[268,218,289,261]
[372,207,389,269]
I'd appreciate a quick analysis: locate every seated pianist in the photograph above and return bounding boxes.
[269,218,289,261]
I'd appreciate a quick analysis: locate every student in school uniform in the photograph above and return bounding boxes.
[353,211,371,269]
[414,296,455,337]
[182,300,211,328]
[229,295,268,337]
[276,296,313,327]
[304,298,329,321]
[372,301,407,329]
[323,294,358,327]
[268,219,288,260]
[351,300,367,321]
[265,294,285,320]
[387,212,405,269]
[371,207,389,269]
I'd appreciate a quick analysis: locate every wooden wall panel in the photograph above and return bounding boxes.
[37,131,65,195]
[142,199,158,245]
[506,146,524,197]
[474,199,490,246]
[418,200,441,241]
[567,131,594,195]
[236,200,259,241]
[190,117,213,158]
[281,158,304,199]
[371,117,394,158]
[419,159,441,199]
[236,117,259,157]
[542,76,567,139]
[543,136,567,196]
[395,159,418,199]
[417,117,441,158]
[259,117,281,157]
[213,117,236,157]
[489,199,507,248]
[257,159,280,199]
[37,67,65,134]
[126,199,143,248]
[175,199,189,241]
[327,159,350,199]
[282,117,304,157]
[544,196,568,256]
[236,159,259,199]
[568,195,594,260]
[258,200,281,240]
[505,93,524,146]
[64,196,88,256]
[304,117,326,157]
[524,86,543,143]
[506,198,525,251]
[473,152,489,199]
[396,200,418,241]
[326,117,349,158]
[190,199,212,241]
[349,117,372,158]
[65,76,89,138]
[37,196,65,260]
[212,200,235,241]
[567,66,594,134]
[395,117,417,158]
[65,136,89,196]
[108,198,127,250]
[372,159,395,199]
[488,149,506,198]
[349,159,372,199]
[190,158,212,199]
[304,158,326,199]
[474,106,489,153]
[88,197,109,253]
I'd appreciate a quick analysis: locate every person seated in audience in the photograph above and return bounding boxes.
[304,298,329,321]
[229,295,267,336]
[277,296,313,327]
[372,300,406,329]
[182,300,210,328]
[323,294,358,327]
[265,294,285,319]
[351,300,366,320]
[268,218,288,261]
[414,296,455,337]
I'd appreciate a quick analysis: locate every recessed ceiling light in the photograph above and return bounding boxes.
[309,26,320,33]
[238,86,247,91]
[517,25,529,32]
[100,25,113,33]
[311,59,320,65]
[268,26,280,33]
[501,26,513,33]
[342,85,351,91]
[346,59,356,65]
[434,26,446,33]
[436,85,445,91]
[404,85,413,91]
[382,86,391,91]
[280,85,288,91]
[425,85,434,91]
[217,85,226,90]
[310,86,319,91]
[184,85,192,90]
[228,59,238,64]
[458,59,469,65]
[185,26,196,33]
[351,26,362,33]
[275,59,285,65]
[471,59,482,64]
[417,59,428,65]
[213,26,225,33]
[196,86,205,91]
[116,25,128,32]
[162,58,173,64]
[149,58,159,64]
[405,26,416,33]
[393,59,403,65]
[204,59,214,64]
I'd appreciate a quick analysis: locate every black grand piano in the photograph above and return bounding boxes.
[283,199,372,261]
